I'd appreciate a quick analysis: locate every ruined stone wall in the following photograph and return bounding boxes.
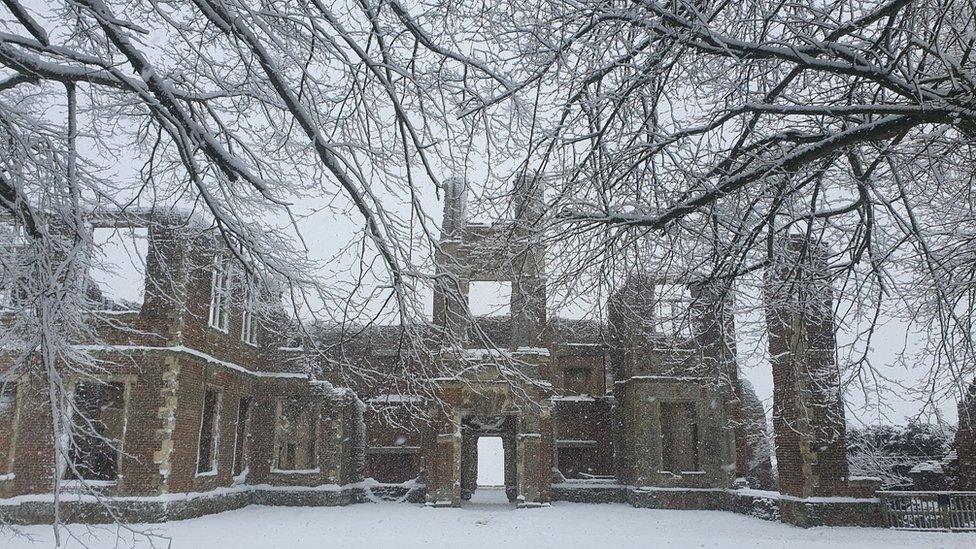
[0,215,363,505]
[737,379,776,490]
[3,353,170,498]
[608,276,737,489]
[363,405,424,483]
[765,238,857,498]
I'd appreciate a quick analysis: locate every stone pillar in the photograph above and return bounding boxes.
[432,177,469,344]
[765,237,851,497]
[459,430,478,500]
[694,280,750,481]
[442,177,468,238]
[514,411,550,507]
[955,379,976,490]
[503,431,518,502]
[423,404,461,506]
[510,174,546,349]
[433,276,469,344]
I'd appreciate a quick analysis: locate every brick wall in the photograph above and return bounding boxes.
[956,379,976,490]
[766,238,853,498]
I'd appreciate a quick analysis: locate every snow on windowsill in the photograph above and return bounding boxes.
[233,468,249,485]
[270,468,321,475]
[514,347,550,356]
[368,394,425,404]
[195,469,218,478]
[615,375,706,383]
[552,395,597,402]
[0,473,14,482]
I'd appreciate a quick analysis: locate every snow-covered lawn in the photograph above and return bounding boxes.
[4,488,974,548]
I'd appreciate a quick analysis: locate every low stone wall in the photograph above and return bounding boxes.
[551,481,628,504]
[0,484,365,525]
[361,480,426,503]
[628,487,732,511]
[554,483,882,528]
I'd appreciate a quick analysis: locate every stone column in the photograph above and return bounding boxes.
[433,177,470,344]
[693,280,750,481]
[503,430,518,503]
[765,237,851,497]
[423,404,461,506]
[515,413,552,507]
[955,380,976,490]
[460,430,478,500]
[510,174,546,349]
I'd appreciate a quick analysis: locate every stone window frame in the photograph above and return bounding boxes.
[654,283,693,338]
[240,276,259,346]
[562,366,593,394]
[195,386,222,477]
[62,375,134,485]
[231,395,252,481]
[467,280,513,317]
[271,396,321,474]
[0,223,27,311]
[365,446,421,484]
[208,258,232,333]
[657,399,703,474]
[0,378,21,480]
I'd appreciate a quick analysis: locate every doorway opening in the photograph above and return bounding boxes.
[477,436,505,486]
[470,436,507,504]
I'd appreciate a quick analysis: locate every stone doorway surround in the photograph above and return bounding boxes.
[423,349,553,508]
[460,416,516,503]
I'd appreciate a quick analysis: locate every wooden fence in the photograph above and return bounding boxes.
[879,491,976,530]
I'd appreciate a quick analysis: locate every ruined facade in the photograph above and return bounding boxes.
[0,214,364,521]
[0,189,899,527]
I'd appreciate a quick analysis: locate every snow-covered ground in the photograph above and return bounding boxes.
[4,488,974,549]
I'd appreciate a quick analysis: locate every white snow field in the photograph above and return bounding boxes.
[4,488,975,549]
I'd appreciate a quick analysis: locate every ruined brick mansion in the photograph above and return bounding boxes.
[1,179,970,528]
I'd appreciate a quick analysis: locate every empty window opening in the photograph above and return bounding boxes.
[89,227,148,310]
[655,284,692,337]
[232,397,251,477]
[208,259,231,332]
[660,401,700,473]
[468,281,512,317]
[0,382,14,476]
[476,436,505,486]
[66,381,125,481]
[273,397,318,471]
[563,367,593,395]
[1,225,28,310]
[196,388,220,475]
[365,451,420,483]
[557,447,590,479]
[241,278,258,346]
